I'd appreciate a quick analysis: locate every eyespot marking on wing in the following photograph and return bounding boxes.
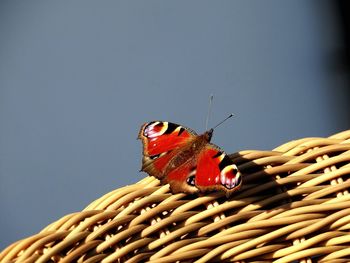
[143,121,168,138]
[220,164,241,190]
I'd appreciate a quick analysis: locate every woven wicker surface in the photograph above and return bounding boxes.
[1,130,350,263]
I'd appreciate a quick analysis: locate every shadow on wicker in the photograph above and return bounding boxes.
[1,130,350,263]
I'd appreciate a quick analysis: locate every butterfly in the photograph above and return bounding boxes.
[138,121,242,195]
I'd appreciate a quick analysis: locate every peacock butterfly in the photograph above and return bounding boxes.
[138,120,242,196]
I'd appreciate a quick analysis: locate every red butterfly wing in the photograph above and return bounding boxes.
[138,121,197,179]
[195,144,242,195]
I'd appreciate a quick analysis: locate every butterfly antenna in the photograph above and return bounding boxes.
[211,113,234,130]
[205,94,214,130]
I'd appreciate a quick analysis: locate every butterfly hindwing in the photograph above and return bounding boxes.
[164,160,198,194]
[195,144,242,194]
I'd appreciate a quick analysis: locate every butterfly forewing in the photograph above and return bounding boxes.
[138,121,197,179]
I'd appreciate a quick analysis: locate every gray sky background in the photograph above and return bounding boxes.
[1,1,349,249]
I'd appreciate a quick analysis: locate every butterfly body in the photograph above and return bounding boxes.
[138,121,241,195]
[162,130,212,172]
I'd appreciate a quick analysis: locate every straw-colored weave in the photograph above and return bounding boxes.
[1,130,350,263]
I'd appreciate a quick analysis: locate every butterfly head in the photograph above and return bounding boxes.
[204,128,214,142]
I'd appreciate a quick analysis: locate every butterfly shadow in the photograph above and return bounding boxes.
[211,150,306,218]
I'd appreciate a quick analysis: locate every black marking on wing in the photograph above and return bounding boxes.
[236,174,242,185]
[149,150,171,160]
[178,127,185,136]
[186,175,196,186]
[212,151,222,159]
[150,153,161,160]
[219,154,235,171]
[164,122,178,134]
[186,166,197,186]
